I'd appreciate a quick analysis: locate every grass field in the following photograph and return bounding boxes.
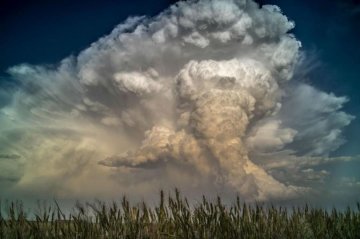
[1,190,359,238]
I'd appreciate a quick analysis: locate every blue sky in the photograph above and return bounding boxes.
[266,0,360,157]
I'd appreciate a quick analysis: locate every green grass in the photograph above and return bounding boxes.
[1,190,359,238]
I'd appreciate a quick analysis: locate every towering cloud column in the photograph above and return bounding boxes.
[0,0,353,201]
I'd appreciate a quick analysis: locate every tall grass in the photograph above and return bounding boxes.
[1,190,359,238]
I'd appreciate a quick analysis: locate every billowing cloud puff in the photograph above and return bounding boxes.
[0,0,356,203]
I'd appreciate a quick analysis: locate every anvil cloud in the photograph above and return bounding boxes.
[0,0,356,203]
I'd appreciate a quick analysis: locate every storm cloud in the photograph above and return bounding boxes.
[0,0,356,203]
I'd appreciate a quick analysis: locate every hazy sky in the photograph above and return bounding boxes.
[0,0,359,205]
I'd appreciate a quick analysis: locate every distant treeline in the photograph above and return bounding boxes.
[1,190,359,238]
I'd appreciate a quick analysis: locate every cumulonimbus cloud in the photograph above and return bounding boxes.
[0,0,356,203]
